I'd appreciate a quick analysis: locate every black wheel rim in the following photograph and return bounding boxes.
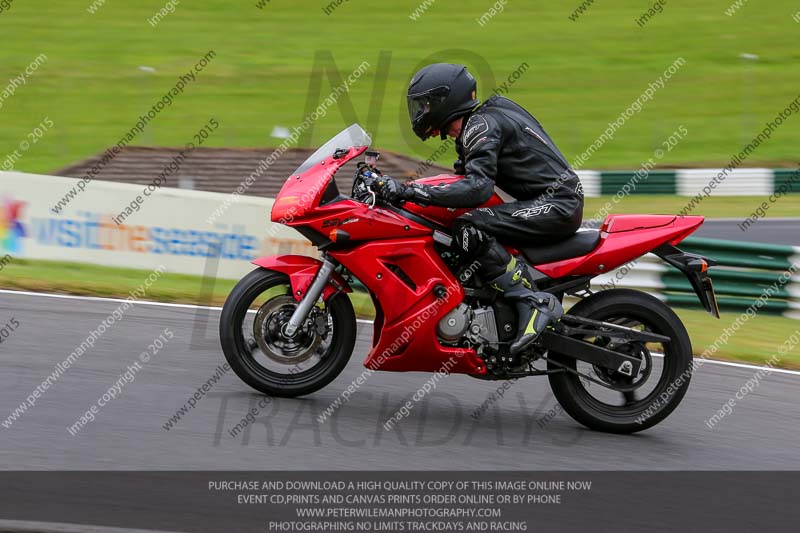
[231,279,341,387]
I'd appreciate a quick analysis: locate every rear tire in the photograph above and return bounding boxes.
[220,268,356,397]
[548,289,693,433]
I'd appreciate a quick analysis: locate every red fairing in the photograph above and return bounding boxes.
[534,215,705,278]
[329,237,485,375]
[271,146,367,223]
[402,174,505,227]
[296,199,433,242]
[251,255,352,302]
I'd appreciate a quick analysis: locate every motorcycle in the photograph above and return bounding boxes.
[220,124,720,433]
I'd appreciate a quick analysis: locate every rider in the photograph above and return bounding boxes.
[382,63,584,354]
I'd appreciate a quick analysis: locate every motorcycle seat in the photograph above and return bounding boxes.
[520,230,601,265]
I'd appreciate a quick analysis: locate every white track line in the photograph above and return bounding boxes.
[2,289,798,376]
[0,289,375,324]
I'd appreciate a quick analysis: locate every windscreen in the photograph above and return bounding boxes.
[292,124,371,175]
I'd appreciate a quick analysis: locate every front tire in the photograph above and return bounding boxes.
[220,268,356,397]
[548,289,693,433]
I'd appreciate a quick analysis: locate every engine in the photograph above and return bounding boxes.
[436,303,471,342]
[436,304,499,350]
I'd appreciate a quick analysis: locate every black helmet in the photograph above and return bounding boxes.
[407,63,479,141]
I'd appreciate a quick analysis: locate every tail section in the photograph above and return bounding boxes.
[535,214,705,278]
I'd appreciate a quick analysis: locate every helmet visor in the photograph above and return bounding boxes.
[407,86,450,122]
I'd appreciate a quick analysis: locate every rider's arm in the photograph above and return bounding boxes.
[412,114,502,208]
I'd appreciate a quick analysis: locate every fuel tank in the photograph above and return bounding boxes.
[402,174,504,228]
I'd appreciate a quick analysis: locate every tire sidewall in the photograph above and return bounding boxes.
[220,268,356,397]
[548,289,693,433]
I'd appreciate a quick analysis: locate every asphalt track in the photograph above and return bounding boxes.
[1,290,799,471]
[581,217,799,245]
[695,218,799,245]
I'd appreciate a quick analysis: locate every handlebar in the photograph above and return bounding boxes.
[353,165,392,209]
[353,164,425,209]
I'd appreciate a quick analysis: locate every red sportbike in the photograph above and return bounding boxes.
[220,124,720,433]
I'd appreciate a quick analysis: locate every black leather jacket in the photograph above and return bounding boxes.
[419,96,583,208]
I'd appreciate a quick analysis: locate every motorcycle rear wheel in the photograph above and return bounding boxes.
[220,268,356,397]
[547,289,693,433]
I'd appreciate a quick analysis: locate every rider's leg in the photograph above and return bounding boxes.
[484,254,563,354]
[454,195,582,352]
[453,213,563,354]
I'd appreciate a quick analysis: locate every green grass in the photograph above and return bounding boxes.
[1,1,799,174]
[584,195,800,220]
[2,259,798,369]
[674,307,800,369]
[0,258,238,305]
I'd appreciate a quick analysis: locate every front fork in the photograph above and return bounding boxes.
[283,256,337,337]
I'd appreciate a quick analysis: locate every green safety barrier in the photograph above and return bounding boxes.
[681,237,797,271]
[599,170,677,195]
[666,237,798,317]
[773,168,800,193]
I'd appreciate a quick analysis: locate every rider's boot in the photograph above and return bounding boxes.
[487,257,564,355]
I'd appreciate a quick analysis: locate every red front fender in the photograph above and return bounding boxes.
[251,255,352,302]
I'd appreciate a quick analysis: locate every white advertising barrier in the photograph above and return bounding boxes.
[0,171,315,279]
[676,168,773,196]
[575,170,601,197]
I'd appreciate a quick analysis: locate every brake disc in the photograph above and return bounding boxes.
[252,295,322,365]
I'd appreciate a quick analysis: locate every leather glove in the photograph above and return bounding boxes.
[454,159,466,175]
[403,183,432,207]
[376,176,406,204]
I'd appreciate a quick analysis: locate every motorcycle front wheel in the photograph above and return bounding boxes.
[220,268,356,397]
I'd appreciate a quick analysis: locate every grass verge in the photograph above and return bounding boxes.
[583,195,800,220]
[2,1,800,172]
